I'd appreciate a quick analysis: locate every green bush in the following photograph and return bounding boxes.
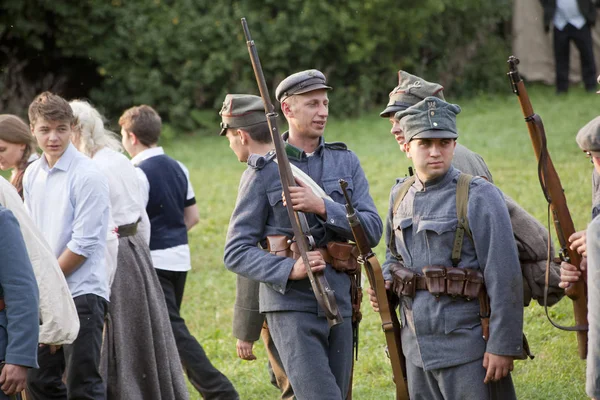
[0,0,512,133]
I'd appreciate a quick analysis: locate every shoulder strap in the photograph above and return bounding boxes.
[388,176,416,259]
[452,173,474,266]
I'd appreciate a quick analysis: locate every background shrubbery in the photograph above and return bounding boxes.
[0,0,511,134]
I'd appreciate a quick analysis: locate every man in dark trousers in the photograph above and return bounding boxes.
[541,0,599,93]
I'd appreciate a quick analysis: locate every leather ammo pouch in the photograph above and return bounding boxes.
[464,268,484,300]
[422,266,446,297]
[390,264,418,298]
[446,267,467,297]
[326,242,360,274]
[266,235,294,257]
[266,235,359,275]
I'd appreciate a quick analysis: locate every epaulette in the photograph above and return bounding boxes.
[247,151,276,170]
[324,141,348,150]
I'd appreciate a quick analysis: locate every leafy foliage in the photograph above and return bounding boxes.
[1,0,512,133]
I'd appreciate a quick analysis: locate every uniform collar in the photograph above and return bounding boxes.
[413,166,458,191]
[281,131,324,160]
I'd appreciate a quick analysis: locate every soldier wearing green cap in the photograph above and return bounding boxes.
[370,96,523,399]
[380,70,493,181]
[219,94,295,399]
[224,70,382,399]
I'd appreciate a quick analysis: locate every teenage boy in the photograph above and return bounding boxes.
[24,92,110,399]
[119,105,238,399]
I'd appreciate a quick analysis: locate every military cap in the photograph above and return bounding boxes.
[275,69,331,103]
[219,94,266,136]
[395,96,461,143]
[576,116,600,156]
[380,71,445,118]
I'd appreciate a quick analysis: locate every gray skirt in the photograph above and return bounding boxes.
[101,232,189,400]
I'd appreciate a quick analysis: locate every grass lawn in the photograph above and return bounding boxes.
[164,82,597,399]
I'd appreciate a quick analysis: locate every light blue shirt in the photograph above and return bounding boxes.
[554,0,586,30]
[24,143,110,300]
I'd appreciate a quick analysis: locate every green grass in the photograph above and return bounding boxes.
[165,83,598,399]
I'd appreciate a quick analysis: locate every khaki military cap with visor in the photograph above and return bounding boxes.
[275,69,332,103]
[576,116,600,157]
[219,94,266,136]
[380,70,445,118]
[395,96,461,143]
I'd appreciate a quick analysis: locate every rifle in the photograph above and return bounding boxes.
[507,56,588,359]
[241,18,342,327]
[339,179,409,400]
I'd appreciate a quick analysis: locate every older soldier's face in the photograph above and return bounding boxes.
[287,89,329,138]
[404,138,456,181]
[389,117,406,150]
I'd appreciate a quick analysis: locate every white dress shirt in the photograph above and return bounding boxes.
[554,0,586,30]
[131,147,195,272]
[24,143,110,300]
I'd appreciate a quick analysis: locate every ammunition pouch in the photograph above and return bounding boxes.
[265,235,360,275]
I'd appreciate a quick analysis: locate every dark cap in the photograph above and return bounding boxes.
[218,94,266,136]
[275,69,332,103]
[576,116,600,156]
[380,71,445,118]
[395,97,460,143]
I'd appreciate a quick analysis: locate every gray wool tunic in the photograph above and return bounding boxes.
[383,166,524,371]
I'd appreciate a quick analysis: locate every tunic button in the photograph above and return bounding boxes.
[430,111,435,116]
[330,219,335,224]
[433,122,438,127]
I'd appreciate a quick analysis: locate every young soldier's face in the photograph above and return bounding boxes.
[389,117,406,151]
[225,129,249,163]
[32,118,73,165]
[404,138,456,181]
[287,90,329,139]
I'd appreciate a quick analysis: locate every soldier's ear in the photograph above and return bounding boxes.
[281,100,293,118]
[403,142,411,156]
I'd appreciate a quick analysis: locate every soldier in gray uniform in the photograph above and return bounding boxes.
[224,70,382,400]
[373,96,524,399]
[573,116,600,399]
[219,94,294,399]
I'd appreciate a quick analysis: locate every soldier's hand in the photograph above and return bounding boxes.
[289,251,326,280]
[0,363,28,395]
[483,352,513,384]
[367,281,391,312]
[569,230,588,257]
[282,179,326,218]
[236,339,257,361]
[559,261,585,288]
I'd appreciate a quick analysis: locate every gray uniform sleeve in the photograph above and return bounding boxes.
[232,275,264,342]
[0,208,39,367]
[321,152,383,248]
[468,181,523,357]
[587,216,600,398]
[224,169,295,294]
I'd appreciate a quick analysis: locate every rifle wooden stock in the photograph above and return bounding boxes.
[339,180,409,400]
[507,56,588,359]
[241,18,342,327]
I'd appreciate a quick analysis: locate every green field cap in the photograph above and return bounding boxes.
[275,69,331,103]
[395,97,461,143]
[380,71,445,118]
[219,94,266,136]
[576,116,600,156]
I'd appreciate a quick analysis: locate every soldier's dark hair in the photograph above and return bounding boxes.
[28,92,76,127]
[239,121,271,144]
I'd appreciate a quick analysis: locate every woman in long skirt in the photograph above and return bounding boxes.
[70,100,189,400]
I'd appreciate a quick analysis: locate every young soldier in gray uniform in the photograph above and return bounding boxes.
[374,96,524,399]
[380,70,493,181]
[573,116,600,400]
[224,70,382,400]
[219,94,294,400]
